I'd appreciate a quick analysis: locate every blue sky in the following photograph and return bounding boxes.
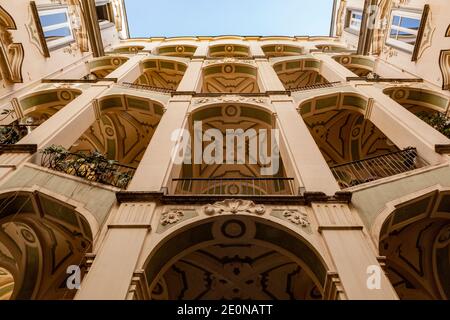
[124,0,334,37]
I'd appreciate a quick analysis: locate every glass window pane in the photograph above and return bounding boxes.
[397,31,416,45]
[39,12,68,27]
[392,15,401,26]
[44,27,71,40]
[400,17,420,30]
[389,28,398,39]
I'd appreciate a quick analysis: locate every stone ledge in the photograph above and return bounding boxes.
[0,144,37,154]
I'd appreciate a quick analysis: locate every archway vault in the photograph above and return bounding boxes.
[202,62,259,93]
[143,211,330,300]
[273,58,328,90]
[135,58,187,90]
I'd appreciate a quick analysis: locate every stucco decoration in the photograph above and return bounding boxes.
[202,199,266,216]
[416,9,435,61]
[160,210,184,226]
[335,0,347,37]
[283,209,310,227]
[439,50,450,90]
[0,5,24,83]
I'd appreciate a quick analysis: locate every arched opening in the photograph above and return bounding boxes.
[333,55,375,77]
[378,189,450,299]
[134,59,187,90]
[202,63,260,93]
[172,103,294,196]
[208,44,250,58]
[273,58,329,90]
[0,191,94,300]
[144,215,328,300]
[111,45,145,54]
[299,92,427,188]
[87,56,129,79]
[0,88,81,145]
[41,95,164,189]
[262,44,303,58]
[157,45,197,57]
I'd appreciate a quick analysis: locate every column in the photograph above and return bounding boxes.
[358,85,449,165]
[255,58,286,92]
[313,53,356,82]
[75,202,154,300]
[272,97,341,195]
[313,203,398,299]
[127,97,191,191]
[107,53,148,84]
[176,58,204,92]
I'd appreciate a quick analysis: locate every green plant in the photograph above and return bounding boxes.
[418,112,450,138]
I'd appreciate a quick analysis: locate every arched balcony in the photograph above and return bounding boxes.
[375,188,450,299]
[0,190,94,300]
[272,58,329,90]
[333,55,375,77]
[202,62,260,93]
[110,45,145,54]
[157,45,197,57]
[208,44,250,58]
[0,88,81,145]
[171,103,294,196]
[299,92,428,188]
[134,58,187,91]
[262,44,303,58]
[87,55,129,79]
[315,44,352,53]
[41,95,164,189]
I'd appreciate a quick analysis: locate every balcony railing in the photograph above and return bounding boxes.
[330,147,428,189]
[41,146,135,189]
[121,82,175,94]
[289,81,341,92]
[0,124,36,145]
[171,177,296,196]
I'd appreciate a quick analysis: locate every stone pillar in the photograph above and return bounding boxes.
[255,58,286,92]
[312,203,398,300]
[75,202,154,300]
[177,58,204,92]
[107,53,148,84]
[313,53,356,82]
[358,85,449,165]
[248,41,265,57]
[127,96,191,191]
[193,42,210,57]
[272,96,340,195]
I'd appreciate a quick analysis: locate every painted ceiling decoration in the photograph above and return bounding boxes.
[379,188,450,300]
[261,44,303,58]
[273,58,328,90]
[332,55,375,77]
[88,55,129,79]
[18,88,82,123]
[0,191,93,300]
[299,92,398,165]
[315,44,351,53]
[439,50,450,91]
[384,87,450,115]
[0,5,24,83]
[208,44,250,58]
[157,45,197,57]
[146,216,327,300]
[112,45,145,54]
[135,58,187,90]
[71,94,163,168]
[202,63,259,93]
[176,104,290,196]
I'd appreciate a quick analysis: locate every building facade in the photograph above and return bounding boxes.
[0,0,449,300]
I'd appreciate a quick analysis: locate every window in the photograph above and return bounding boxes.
[37,7,74,50]
[96,1,115,28]
[387,10,422,52]
[348,10,363,32]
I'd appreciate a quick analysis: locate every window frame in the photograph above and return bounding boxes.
[37,6,75,50]
[386,9,422,53]
[348,10,363,33]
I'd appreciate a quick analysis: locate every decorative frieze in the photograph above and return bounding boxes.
[202,199,266,216]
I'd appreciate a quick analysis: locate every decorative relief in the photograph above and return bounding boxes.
[204,57,255,66]
[160,210,184,226]
[335,0,347,37]
[383,46,398,59]
[193,96,268,106]
[0,5,24,83]
[202,199,265,216]
[416,9,435,61]
[283,209,310,227]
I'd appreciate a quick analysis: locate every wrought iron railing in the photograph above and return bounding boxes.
[0,124,37,145]
[41,146,135,189]
[330,147,428,189]
[171,177,296,196]
[121,82,175,94]
[289,81,341,92]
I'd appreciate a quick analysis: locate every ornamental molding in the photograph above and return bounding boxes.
[160,210,184,226]
[202,199,266,216]
[204,57,255,66]
[192,95,268,106]
[282,208,310,227]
